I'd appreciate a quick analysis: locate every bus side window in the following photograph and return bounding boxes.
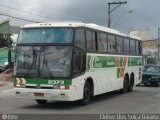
[116,36,123,54]
[124,38,130,54]
[114,42,120,53]
[98,32,107,52]
[72,51,80,75]
[130,39,136,54]
[74,28,85,49]
[72,50,86,76]
[86,30,97,51]
[108,34,116,53]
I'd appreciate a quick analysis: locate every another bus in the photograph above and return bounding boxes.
[13,22,142,105]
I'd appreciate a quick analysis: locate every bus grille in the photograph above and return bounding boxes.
[25,86,53,89]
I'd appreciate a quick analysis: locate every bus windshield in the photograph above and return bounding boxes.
[15,46,72,77]
[143,66,160,73]
[18,28,73,43]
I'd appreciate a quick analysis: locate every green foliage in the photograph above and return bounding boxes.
[0,34,13,48]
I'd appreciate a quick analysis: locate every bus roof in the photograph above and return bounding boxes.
[21,21,141,40]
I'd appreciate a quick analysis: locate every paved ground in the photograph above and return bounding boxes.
[0,83,160,120]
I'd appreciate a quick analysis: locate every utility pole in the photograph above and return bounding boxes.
[108,1,127,28]
[158,27,160,64]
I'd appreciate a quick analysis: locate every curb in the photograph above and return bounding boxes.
[0,81,11,87]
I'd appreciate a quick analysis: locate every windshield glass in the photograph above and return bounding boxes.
[15,46,72,77]
[143,66,160,73]
[18,28,73,43]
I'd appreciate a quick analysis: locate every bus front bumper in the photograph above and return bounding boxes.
[14,88,74,101]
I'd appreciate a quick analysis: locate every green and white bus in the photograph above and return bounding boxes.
[13,22,142,105]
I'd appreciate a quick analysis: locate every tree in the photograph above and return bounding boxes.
[0,34,7,48]
[0,34,13,48]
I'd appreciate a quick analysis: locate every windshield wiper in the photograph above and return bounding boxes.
[25,47,38,77]
[43,52,55,79]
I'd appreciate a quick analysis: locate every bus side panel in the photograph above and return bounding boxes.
[85,54,142,96]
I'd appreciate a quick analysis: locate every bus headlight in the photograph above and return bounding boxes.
[14,83,25,88]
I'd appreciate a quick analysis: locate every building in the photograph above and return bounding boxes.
[0,19,19,34]
[129,29,150,41]
[142,39,158,64]
[0,47,14,67]
[142,39,157,48]
[129,29,158,64]
[142,39,157,56]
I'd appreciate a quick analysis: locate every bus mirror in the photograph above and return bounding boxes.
[4,62,9,68]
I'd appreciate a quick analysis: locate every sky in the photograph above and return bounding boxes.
[0,0,160,40]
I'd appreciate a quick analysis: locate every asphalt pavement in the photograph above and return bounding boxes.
[0,83,160,120]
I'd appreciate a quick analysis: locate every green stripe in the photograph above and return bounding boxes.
[120,57,123,67]
[87,56,91,69]
[87,55,142,69]
[128,57,142,66]
[93,56,115,68]
[117,68,121,78]
[14,77,72,85]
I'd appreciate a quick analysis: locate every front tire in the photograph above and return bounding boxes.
[79,81,92,105]
[36,99,48,105]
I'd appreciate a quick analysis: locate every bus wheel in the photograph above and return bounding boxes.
[79,81,92,105]
[120,75,129,94]
[36,99,48,105]
[128,75,134,92]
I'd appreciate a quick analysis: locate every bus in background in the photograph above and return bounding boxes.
[13,22,142,105]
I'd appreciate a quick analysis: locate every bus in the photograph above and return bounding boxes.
[13,22,142,105]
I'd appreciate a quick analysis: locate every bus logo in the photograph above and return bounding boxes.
[36,84,41,89]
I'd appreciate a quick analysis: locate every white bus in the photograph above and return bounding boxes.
[13,22,142,105]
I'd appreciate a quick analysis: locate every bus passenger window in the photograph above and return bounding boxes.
[130,39,136,54]
[86,30,96,51]
[116,36,123,53]
[114,42,120,53]
[98,33,107,52]
[124,38,130,54]
[108,35,116,53]
[72,50,86,75]
[75,29,85,49]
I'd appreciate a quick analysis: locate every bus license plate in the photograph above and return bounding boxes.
[34,93,44,97]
